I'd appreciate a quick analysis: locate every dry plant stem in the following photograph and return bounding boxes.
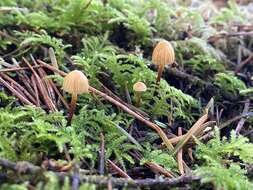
[99,133,105,175]
[10,82,27,98]
[67,93,77,126]
[135,92,141,107]
[39,60,173,150]
[156,64,164,84]
[0,76,33,105]
[165,121,216,146]
[31,74,40,107]
[30,56,57,105]
[146,162,175,178]
[177,127,184,175]
[235,99,250,135]
[37,59,69,109]
[17,72,37,98]
[0,73,37,105]
[131,151,175,178]
[107,178,113,190]
[0,66,41,73]
[37,59,67,76]
[172,114,208,155]
[107,160,131,179]
[38,69,57,104]
[23,58,57,111]
[187,148,194,162]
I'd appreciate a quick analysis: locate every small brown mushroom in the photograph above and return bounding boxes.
[133,82,147,107]
[63,70,89,126]
[152,40,175,84]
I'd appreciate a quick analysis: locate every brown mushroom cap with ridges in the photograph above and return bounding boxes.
[63,70,89,95]
[133,82,147,92]
[152,40,175,66]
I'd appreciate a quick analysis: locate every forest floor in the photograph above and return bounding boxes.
[1,0,253,190]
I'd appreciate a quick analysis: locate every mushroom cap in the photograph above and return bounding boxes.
[133,82,147,92]
[63,70,89,95]
[152,40,175,66]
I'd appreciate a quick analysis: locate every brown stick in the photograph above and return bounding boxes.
[0,77,33,105]
[177,127,184,175]
[107,160,131,179]
[30,56,57,105]
[37,59,67,76]
[0,66,41,73]
[0,73,37,105]
[17,72,37,98]
[235,99,250,135]
[145,162,175,178]
[22,58,57,111]
[31,74,40,107]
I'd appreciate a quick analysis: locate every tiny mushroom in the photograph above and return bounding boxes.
[63,70,89,126]
[152,40,175,84]
[133,81,147,107]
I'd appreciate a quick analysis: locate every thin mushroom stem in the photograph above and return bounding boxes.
[67,93,78,126]
[156,64,164,84]
[135,92,141,107]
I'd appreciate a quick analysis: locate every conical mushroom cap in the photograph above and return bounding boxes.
[133,82,147,92]
[63,70,89,95]
[152,40,175,66]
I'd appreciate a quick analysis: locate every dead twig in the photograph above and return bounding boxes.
[31,74,40,107]
[235,99,250,135]
[0,73,37,105]
[172,114,209,155]
[0,76,33,105]
[107,160,131,179]
[23,58,57,111]
[132,151,175,178]
[0,66,41,73]
[177,127,184,175]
